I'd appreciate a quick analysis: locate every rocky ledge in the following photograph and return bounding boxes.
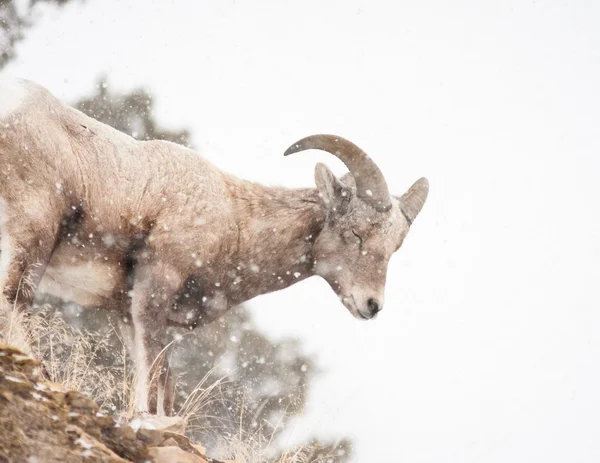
[0,344,231,463]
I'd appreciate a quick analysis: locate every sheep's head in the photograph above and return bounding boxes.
[284,135,428,320]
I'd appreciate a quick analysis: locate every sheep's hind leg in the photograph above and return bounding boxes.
[0,201,60,356]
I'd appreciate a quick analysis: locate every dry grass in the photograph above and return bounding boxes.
[0,287,128,414]
[0,301,32,354]
[28,305,127,413]
[178,366,229,424]
[0,301,343,462]
[0,265,40,355]
[212,431,345,463]
[190,388,344,463]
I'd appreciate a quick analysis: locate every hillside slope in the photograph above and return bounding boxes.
[0,344,229,463]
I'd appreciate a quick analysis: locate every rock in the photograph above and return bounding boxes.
[137,427,167,446]
[65,390,100,410]
[0,344,228,463]
[162,431,206,457]
[162,437,181,447]
[191,442,207,455]
[149,446,208,463]
[65,424,129,462]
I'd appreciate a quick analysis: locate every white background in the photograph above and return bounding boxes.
[5,0,600,461]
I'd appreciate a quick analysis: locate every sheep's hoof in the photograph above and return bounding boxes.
[130,413,185,433]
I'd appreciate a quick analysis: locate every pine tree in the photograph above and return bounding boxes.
[0,0,75,69]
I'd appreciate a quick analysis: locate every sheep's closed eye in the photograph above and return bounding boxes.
[351,229,364,249]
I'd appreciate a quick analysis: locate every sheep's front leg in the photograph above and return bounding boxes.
[130,263,181,416]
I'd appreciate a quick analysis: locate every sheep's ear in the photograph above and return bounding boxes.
[398,177,429,225]
[314,163,353,215]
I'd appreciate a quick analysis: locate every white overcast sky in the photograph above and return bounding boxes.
[4,0,600,461]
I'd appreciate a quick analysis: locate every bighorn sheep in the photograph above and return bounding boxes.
[0,78,429,415]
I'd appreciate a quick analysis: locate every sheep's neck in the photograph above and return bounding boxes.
[224,179,325,304]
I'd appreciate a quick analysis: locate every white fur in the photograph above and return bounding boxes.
[132,305,149,413]
[156,382,165,417]
[115,317,157,413]
[38,262,118,306]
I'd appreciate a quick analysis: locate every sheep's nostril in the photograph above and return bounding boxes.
[367,298,381,315]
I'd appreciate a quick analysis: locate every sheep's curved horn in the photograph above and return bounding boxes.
[284,134,392,212]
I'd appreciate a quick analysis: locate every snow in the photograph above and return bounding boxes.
[129,419,144,432]
[74,437,93,450]
[6,1,600,461]
[31,392,48,402]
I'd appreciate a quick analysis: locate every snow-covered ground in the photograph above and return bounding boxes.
[4,0,600,461]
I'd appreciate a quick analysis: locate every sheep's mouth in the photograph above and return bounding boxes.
[342,295,373,321]
[357,310,371,320]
